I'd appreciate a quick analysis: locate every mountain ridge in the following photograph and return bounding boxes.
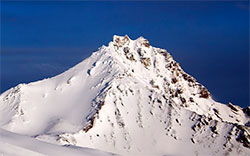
[0,35,249,156]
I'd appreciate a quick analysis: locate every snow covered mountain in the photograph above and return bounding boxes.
[0,35,249,156]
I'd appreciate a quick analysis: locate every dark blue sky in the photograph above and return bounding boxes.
[1,1,249,108]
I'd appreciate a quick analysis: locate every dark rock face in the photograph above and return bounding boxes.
[243,107,250,117]
[236,125,250,148]
[199,87,210,98]
[228,103,240,112]
[172,78,178,84]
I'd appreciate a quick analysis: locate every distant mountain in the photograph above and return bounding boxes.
[0,35,249,156]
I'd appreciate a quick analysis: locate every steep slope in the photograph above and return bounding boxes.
[0,35,249,156]
[0,43,122,135]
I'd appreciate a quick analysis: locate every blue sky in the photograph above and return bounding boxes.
[1,1,249,108]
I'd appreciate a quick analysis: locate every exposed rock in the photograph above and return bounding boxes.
[114,35,130,47]
[236,125,250,148]
[183,73,196,83]
[180,96,186,104]
[243,107,250,117]
[172,77,178,84]
[199,87,210,98]
[123,47,130,54]
[189,97,194,102]
[144,42,150,47]
[228,102,240,112]
[140,57,151,68]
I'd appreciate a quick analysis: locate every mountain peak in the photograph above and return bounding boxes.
[112,35,130,47]
[112,35,150,49]
[0,35,249,156]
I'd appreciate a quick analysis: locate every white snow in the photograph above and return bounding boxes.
[0,128,115,156]
[0,35,249,156]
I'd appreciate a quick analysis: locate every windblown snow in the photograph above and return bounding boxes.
[0,35,249,156]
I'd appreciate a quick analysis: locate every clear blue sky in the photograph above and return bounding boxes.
[1,1,249,108]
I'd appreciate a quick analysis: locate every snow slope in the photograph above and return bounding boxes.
[0,128,115,156]
[0,35,249,156]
